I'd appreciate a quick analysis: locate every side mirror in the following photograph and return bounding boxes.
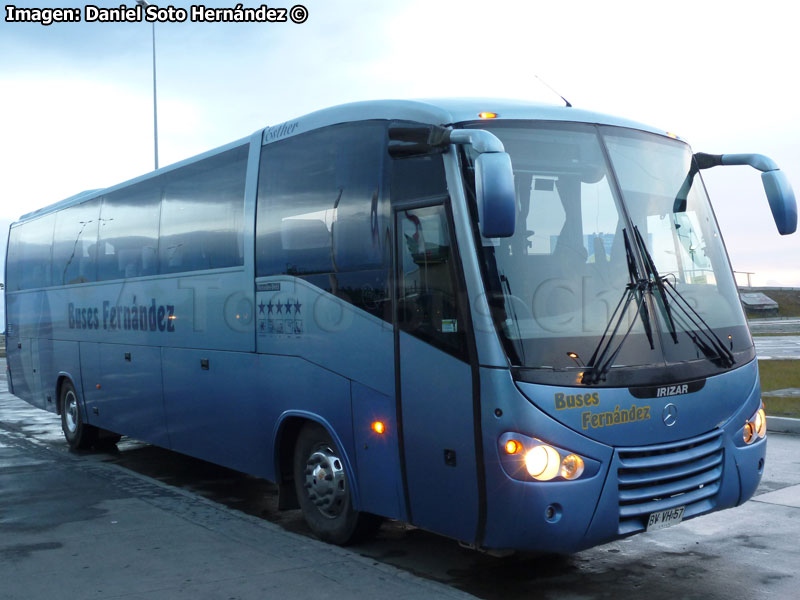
[761,170,797,235]
[475,152,516,238]
[447,129,516,238]
[692,152,798,235]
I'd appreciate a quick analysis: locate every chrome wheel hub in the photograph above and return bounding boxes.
[303,446,347,518]
[64,391,78,434]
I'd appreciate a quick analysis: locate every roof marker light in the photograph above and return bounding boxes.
[478,112,498,119]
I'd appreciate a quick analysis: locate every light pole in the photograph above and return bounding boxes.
[136,0,159,170]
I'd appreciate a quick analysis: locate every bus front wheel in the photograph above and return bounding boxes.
[60,381,98,450]
[293,422,380,545]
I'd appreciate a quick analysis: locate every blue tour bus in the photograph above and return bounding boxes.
[4,99,797,552]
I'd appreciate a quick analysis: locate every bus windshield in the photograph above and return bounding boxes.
[461,121,752,385]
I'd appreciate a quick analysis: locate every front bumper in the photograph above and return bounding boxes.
[478,365,765,553]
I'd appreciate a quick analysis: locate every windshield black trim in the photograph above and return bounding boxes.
[511,346,754,388]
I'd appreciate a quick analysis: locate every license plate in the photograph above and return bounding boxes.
[646,506,685,531]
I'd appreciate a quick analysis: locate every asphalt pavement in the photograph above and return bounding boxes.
[748,317,800,335]
[750,317,800,359]
[0,363,472,600]
[754,335,800,360]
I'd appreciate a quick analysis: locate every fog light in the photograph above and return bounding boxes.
[560,454,585,480]
[525,444,561,480]
[743,421,755,444]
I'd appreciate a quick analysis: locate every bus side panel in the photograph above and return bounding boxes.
[43,272,253,354]
[257,354,356,490]
[81,342,168,447]
[162,348,269,476]
[6,336,30,401]
[49,339,84,413]
[33,336,57,412]
[161,351,356,487]
[255,276,395,398]
[6,293,35,404]
[22,338,45,410]
[351,381,404,521]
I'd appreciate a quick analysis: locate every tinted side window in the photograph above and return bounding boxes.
[159,145,247,274]
[97,185,160,281]
[52,200,100,285]
[390,153,448,202]
[256,122,389,277]
[7,214,56,291]
[396,204,466,358]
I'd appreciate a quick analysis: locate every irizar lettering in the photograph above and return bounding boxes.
[656,384,689,397]
[68,299,175,332]
[581,405,651,430]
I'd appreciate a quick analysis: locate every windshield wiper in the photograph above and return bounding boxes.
[631,226,679,345]
[631,226,735,368]
[582,229,654,384]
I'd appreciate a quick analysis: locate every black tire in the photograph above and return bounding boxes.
[293,422,381,545]
[60,380,98,450]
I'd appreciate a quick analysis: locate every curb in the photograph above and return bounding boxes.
[767,416,800,435]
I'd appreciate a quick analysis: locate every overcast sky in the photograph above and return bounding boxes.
[1,0,798,288]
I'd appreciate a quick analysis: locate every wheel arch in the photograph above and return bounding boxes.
[272,410,362,511]
[55,371,82,417]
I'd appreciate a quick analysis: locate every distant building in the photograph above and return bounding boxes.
[740,292,779,317]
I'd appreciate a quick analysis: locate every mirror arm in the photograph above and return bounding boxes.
[695,152,780,173]
[692,152,796,236]
[448,129,506,154]
[387,126,505,157]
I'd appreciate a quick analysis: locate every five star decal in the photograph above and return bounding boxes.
[257,295,303,336]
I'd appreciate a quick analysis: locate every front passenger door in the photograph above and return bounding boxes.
[395,201,479,542]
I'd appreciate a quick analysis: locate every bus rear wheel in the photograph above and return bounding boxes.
[60,381,98,450]
[293,422,381,545]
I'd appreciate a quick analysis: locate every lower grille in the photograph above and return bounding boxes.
[617,429,723,534]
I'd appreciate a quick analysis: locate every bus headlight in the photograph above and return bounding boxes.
[743,404,767,445]
[755,407,767,438]
[743,421,755,444]
[524,444,561,480]
[560,454,585,480]
[498,433,596,482]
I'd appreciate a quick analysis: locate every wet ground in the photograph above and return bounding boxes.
[2,359,800,599]
[749,318,800,335]
[754,335,800,360]
[749,318,800,359]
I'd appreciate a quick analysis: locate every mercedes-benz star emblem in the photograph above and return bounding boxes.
[662,403,678,427]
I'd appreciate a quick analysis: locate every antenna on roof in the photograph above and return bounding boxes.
[534,74,572,108]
